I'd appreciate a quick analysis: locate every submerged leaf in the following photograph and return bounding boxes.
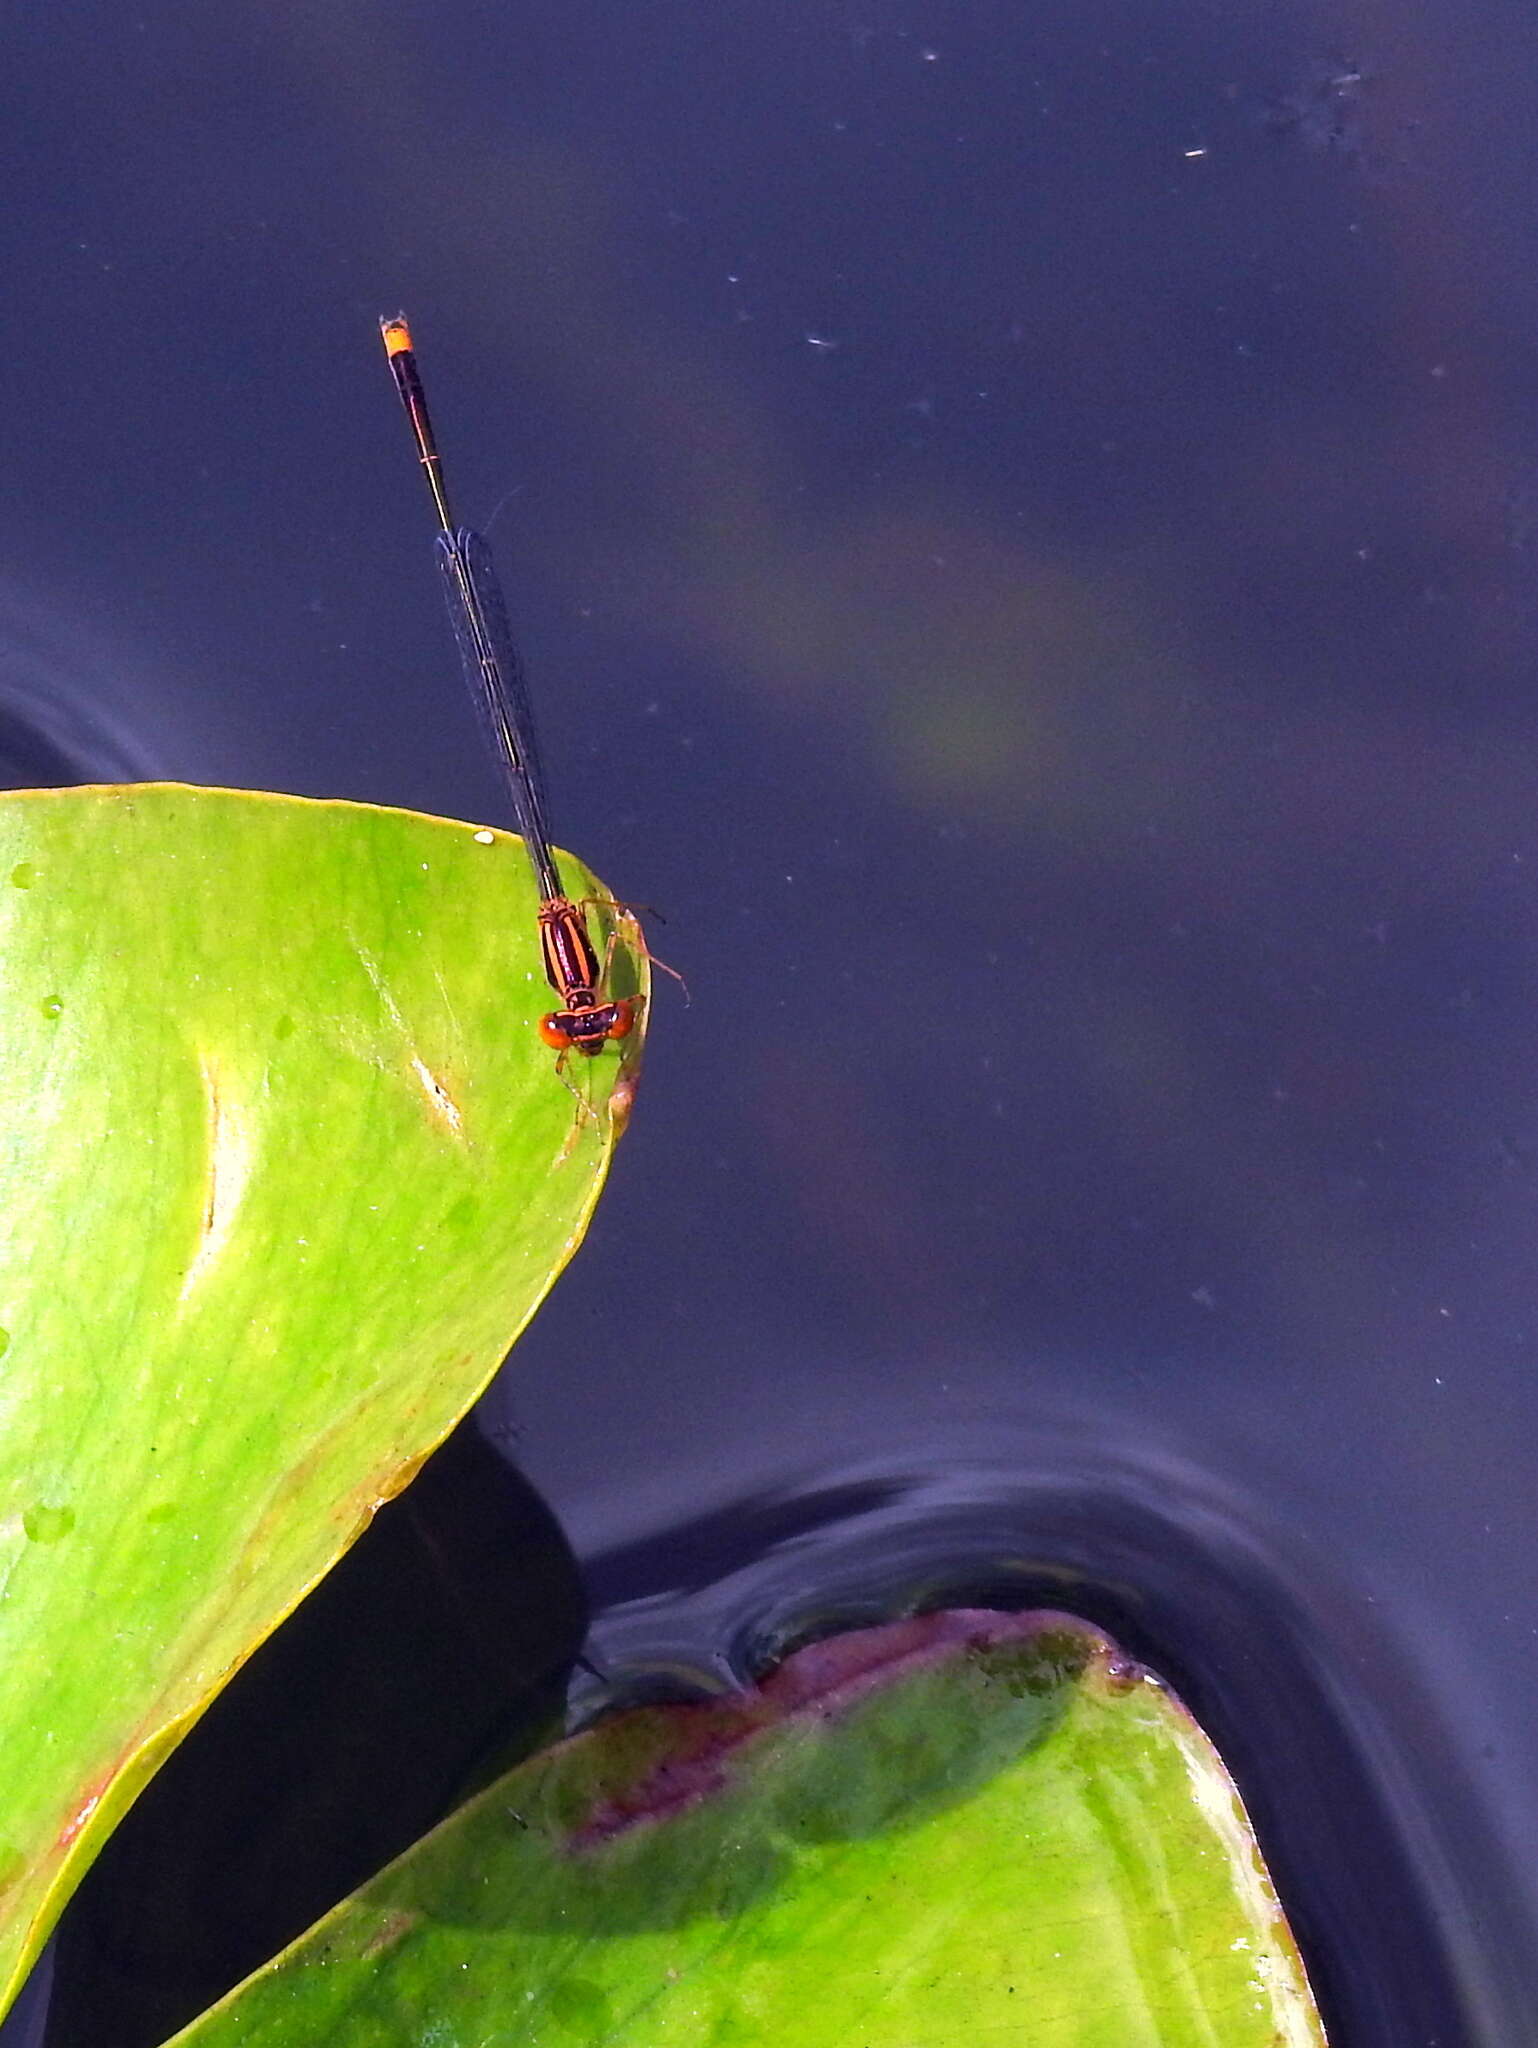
[175,1609,1326,2046]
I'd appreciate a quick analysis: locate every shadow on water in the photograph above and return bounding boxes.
[38,1427,588,2048]
[573,1433,1530,2048]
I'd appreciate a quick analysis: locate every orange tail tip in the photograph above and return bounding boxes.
[379,314,413,357]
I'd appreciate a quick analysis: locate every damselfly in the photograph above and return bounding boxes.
[379,314,638,1083]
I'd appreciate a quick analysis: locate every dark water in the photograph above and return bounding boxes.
[6,2,1538,2041]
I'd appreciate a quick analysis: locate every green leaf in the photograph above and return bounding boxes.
[171,1610,1326,2047]
[0,783,645,2016]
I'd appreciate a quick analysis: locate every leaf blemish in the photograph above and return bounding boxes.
[359,1907,420,1958]
[410,1053,464,1138]
[179,1054,254,1302]
[355,943,466,1142]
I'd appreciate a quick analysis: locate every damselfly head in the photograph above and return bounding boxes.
[539,998,635,1054]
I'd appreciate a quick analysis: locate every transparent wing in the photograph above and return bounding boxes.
[435,527,562,902]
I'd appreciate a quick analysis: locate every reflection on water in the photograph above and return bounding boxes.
[0,587,163,790]
[571,1429,1527,2048]
[0,681,149,790]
